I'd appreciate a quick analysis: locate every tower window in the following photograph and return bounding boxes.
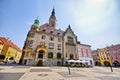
[52,24,54,27]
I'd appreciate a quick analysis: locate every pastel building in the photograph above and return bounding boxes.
[91,50,101,66]
[92,48,112,66]
[106,44,120,66]
[0,39,4,54]
[0,37,22,63]
[77,42,94,66]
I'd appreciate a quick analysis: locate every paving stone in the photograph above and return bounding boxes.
[92,71,115,74]
[12,66,30,69]
[95,76,120,80]
[30,69,52,72]
[0,73,24,80]
[57,72,86,78]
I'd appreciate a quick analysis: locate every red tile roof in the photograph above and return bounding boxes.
[39,23,64,36]
[0,37,22,52]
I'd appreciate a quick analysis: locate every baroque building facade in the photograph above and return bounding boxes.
[0,37,22,63]
[22,9,93,66]
[92,48,112,66]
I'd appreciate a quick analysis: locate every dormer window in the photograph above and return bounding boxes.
[57,33,60,35]
[50,31,53,34]
[43,29,46,32]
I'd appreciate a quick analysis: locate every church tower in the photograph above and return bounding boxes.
[49,8,56,29]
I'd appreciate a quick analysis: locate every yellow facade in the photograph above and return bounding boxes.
[98,48,112,66]
[5,47,22,63]
[0,42,4,54]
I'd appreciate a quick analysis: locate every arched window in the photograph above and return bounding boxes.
[70,54,74,59]
[41,35,46,39]
[38,50,44,58]
[57,53,61,59]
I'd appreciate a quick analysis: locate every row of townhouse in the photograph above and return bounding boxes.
[92,44,120,67]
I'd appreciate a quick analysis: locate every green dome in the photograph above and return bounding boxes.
[32,17,39,27]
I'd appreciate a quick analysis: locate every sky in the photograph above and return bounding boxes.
[0,0,120,50]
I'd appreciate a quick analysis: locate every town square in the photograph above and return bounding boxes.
[0,65,120,80]
[0,0,120,80]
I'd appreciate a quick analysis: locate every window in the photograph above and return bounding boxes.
[49,36,54,41]
[50,31,53,34]
[70,54,74,59]
[40,41,45,46]
[41,35,46,39]
[49,43,54,49]
[58,38,61,42]
[43,29,46,32]
[57,53,61,59]
[67,37,73,43]
[38,54,43,58]
[31,33,35,38]
[57,33,60,35]
[58,44,61,50]
[29,40,33,47]
[52,24,54,27]
[48,52,53,58]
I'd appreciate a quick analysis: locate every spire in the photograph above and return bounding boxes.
[68,24,71,28]
[49,8,56,29]
[51,8,55,16]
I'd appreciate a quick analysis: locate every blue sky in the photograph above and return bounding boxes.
[0,0,120,50]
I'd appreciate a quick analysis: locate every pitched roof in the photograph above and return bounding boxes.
[39,23,64,36]
[0,37,22,52]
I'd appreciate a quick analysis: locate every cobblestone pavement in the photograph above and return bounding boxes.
[0,65,120,80]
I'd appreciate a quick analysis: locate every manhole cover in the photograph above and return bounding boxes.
[38,74,48,77]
